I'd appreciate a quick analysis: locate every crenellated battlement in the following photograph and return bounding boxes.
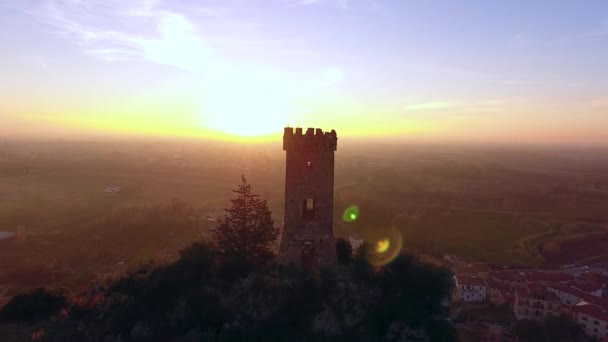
[283,127,338,151]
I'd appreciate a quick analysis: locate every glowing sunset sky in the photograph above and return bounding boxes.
[1,0,607,143]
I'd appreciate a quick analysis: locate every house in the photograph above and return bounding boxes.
[454,275,487,303]
[586,273,608,297]
[572,282,604,298]
[488,270,526,289]
[547,283,608,308]
[348,236,365,252]
[521,271,572,285]
[454,263,490,278]
[487,280,515,305]
[513,285,561,321]
[574,303,608,340]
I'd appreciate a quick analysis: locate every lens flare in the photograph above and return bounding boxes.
[342,205,360,223]
[368,229,403,267]
[375,239,390,253]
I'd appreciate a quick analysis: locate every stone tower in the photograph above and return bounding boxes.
[279,127,338,268]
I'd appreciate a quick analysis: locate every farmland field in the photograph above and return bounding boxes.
[2,140,608,292]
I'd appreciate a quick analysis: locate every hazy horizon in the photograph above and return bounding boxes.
[1,0,608,144]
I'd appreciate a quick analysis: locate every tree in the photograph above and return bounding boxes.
[0,288,67,323]
[513,316,585,342]
[212,175,279,267]
[336,238,353,265]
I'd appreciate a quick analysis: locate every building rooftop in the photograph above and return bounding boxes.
[487,280,515,294]
[522,271,572,284]
[575,304,608,322]
[519,284,561,303]
[547,283,608,307]
[569,281,604,294]
[489,270,526,283]
[456,275,487,287]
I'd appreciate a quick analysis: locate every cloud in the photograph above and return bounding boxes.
[402,100,509,113]
[27,1,288,70]
[26,1,259,72]
[24,0,347,128]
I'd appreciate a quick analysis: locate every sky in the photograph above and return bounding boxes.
[1,0,607,144]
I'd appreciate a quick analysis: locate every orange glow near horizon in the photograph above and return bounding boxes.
[1,1,608,145]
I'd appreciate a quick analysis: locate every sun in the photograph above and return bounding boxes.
[201,70,297,139]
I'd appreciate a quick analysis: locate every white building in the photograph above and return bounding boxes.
[513,285,561,321]
[573,282,604,298]
[547,283,608,308]
[349,236,365,252]
[574,303,608,340]
[454,275,487,303]
[547,284,588,307]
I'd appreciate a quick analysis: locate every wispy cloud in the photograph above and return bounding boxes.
[23,0,347,131]
[402,100,509,113]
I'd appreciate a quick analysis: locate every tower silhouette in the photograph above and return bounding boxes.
[279,127,338,268]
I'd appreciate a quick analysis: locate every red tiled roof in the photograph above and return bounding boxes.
[570,281,604,294]
[525,283,545,293]
[522,271,572,284]
[489,270,525,283]
[518,284,561,302]
[487,280,514,294]
[454,263,489,276]
[456,275,487,287]
[588,273,608,284]
[575,304,608,323]
[547,284,608,307]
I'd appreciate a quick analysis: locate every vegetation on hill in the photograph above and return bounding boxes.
[3,142,608,292]
[1,243,454,341]
[0,177,455,341]
[0,288,67,323]
[513,316,586,342]
[212,175,279,267]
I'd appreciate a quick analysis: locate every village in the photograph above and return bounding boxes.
[447,254,608,341]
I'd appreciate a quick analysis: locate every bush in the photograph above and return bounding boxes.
[0,288,67,323]
[513,316,584,342]
[336,238,353,265]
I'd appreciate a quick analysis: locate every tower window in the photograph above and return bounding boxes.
[303,198,315,220]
